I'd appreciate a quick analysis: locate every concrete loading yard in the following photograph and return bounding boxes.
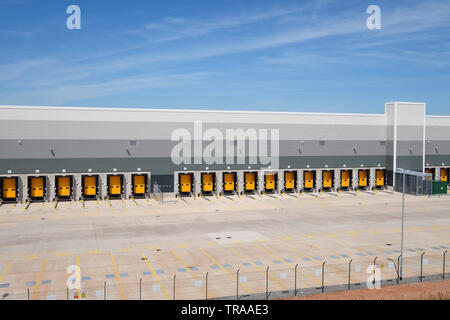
[0,191,448,300]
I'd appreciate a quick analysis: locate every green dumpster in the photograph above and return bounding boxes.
[432,181,447,194]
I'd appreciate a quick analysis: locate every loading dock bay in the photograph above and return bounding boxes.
[0,190,448,300]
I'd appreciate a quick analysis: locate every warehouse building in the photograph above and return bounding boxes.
[0,102,449,203]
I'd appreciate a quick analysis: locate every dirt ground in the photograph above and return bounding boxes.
[288,280,450,300]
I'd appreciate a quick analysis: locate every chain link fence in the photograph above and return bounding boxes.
[4,250,448,300]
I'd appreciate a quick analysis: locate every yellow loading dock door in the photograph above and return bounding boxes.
[202,173,214,193]
[30,177,45,198]
[376,169,385,187]
[358,170,368,187]
[441,168,448,183]
[322,171,333,189]
[83,176,97,197]
[133,175,146,195]
[304,171,314,189]
[341,170,350,188]
[179,174,192,193]
[264,173,276,191]
[284,172,295,190]
[57,176,71,198]
[223,173,235,192]
[244,172,256,191]
[108,176,122,196]
[2,178,17,200]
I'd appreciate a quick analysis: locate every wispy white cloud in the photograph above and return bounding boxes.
[1,0,450,106]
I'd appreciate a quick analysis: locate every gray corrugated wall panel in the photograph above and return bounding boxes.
[395,156,425,172]
[0,120,388,140]
[0,156,389,175]
[426,126,450,140]
[424,155,450,166]
[0,139,390,159]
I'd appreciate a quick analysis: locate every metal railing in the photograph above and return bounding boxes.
[4,251,448,300]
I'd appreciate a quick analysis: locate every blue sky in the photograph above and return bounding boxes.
[0,0,449,114]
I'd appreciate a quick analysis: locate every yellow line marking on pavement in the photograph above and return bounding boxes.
[205,242,216,246]
[89,250,101,255]
[148,246,160,250]
[346,231,360,236]
[78,256,81,300]
[0,261,11,282]
[431,226,440,231]
[32,259,47,300]
[23,254,36,259]
[110,253,125,300]
[304,235,315,239]
[327,233,337,238]
[410,227,422,232]
[176,243,189,248]
[141,251,170,300]
[371,230,382,235]
[55,252,70,257]
[229,247,288,290]
[201,249,252,294]
[280,236,291,241]
[391,229,401,233]
[257,243,321,286]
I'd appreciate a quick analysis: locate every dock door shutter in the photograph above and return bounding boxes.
[265,174,275,190]
[58,177,71,197]
[285,172,295,189]
[441,169,448,182]
[109,176,122,195]
[359,170,367,187]
[376,170,384,186]
[304,172,314,189]
[84,177,97,196]
[224,173,235,191]
[31,177,44,198]
[245,173,255,191]
[323,171,332,188]
[2,178,16,199]
[134,175,146,194]
[202,174,213,192]
[341,171,350,188]
[180,174,192,193]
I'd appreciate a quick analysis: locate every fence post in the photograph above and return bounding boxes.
[266,266,269,300]
[205,272,208,300]
[373,257,378,286]
[348,259,352,290]
[321,261,326,293]
[67,286,69,300]
[139,278,142,300]
[27,288,29,300]
[397,255,402,282]
[443,251,447,280]
[173,275,176,300]
[420,252,425,282]
[236,269,239,300]
[104,281,106,300]
[294,264,298,296]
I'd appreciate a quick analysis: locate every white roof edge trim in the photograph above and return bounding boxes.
[0,105,387,117]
